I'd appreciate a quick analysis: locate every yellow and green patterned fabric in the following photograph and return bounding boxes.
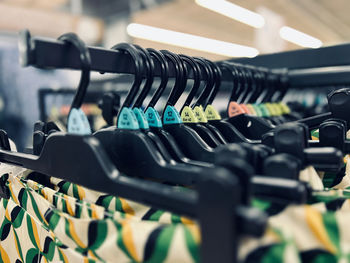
[4,162,350,262]
[242,204,350,263]
[0,165,200,262]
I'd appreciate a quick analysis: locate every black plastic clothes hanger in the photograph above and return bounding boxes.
[18,35,304,205]
[131,44,177,164]
[201,60,231,145]
[14,31,327,208]
[308,119,350,153]
[239,67,283,126]
[188,57,227,144]
[298,88,350,130]
[30,31,92,164]
[156,52,283,171]
[94,44,218,185]
[203,62,260,144]
[263,123,343,179]
[178,55,222,147]
[157,50,217,162]
[135,49,212,167]
[0,128,265,263]
[136,48,211,167]
[222,63,275,140]
[135,51,327,199]
[57,33,92,135]
[118,49,310,202]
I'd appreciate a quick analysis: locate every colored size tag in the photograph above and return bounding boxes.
[163,105,182,125]
[181,106,198,123]
[279,102,291,114]
[133,108,149,129]
[117,107,139,130]
[252,104,262,117]
[228,101,245,117]
[240,104,250,114]
[193,105,208,123]
[246,104,257,116]
[259,104,270,117]
[67,108,91,135]
[205,104,221,120]
[272,103,283,116]
[145,107,163,128]
[265,103,277,116]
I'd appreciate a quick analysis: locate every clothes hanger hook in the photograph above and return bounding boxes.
[133,44,155,108]
[193,57,214,108]
[111,43,143,109]
[219,62,240,103]
[178,54,201,113]
[204,59,222,107]
[57,33,92,134]
[58,33,91,112]
[160,50,185,109]
[145,48,170,112]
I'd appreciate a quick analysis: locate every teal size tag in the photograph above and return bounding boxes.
[117,107,139,130]
[67,108,91,135]
[145,107,162,128]
[258,104,270,117]
[163,105,182,125]
[133,108,149,129]
[252,104,262,117]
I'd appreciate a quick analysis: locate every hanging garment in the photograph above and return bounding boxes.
[0,164,200,263]
[3,160,350,263]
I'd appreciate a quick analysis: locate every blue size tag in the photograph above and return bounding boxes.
[117,107,139,130]
[163,105,182,125]
[133,108,149,129]
[145,107,162,128]
[67,108,92,135]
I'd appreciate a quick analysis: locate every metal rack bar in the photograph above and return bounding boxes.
[20,30,214,79]
[231,43,350,70]
[286,66,350,87]
[19,30,350,88]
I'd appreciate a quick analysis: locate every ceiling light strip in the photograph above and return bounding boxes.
[126,23,259,58]
[195,0,265,28]
[279,26,323,48]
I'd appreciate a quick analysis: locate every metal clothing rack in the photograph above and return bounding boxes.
[232,43,350,88]
[19,30,350,89]
[19,30,212,79]
[232,43,350,69]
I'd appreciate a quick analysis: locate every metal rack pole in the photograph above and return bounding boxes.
[230,43,350,70]
[19,30,350,88]
[19,30,212,79]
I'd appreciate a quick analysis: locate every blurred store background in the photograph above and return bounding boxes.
[2,0,349,58]
[0,0,349,149]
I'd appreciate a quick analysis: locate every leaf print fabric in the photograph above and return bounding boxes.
[0,165,201,263]
[4,160,350,262]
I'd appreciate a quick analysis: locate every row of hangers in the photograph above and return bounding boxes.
[0,30,350,262]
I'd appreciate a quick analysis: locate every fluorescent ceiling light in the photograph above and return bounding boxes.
[126,23,259,58]
[279,26,323,48]
[195,0,265,28]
